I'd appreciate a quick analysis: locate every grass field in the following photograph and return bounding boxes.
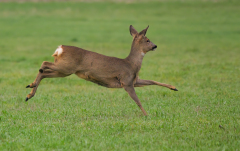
[0,0,240,150]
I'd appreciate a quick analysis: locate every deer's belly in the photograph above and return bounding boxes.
[75,71,122,88]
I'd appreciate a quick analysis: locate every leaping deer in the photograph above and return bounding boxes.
[25,25,178,116]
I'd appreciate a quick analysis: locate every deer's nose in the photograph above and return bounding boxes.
[152,45,157,50]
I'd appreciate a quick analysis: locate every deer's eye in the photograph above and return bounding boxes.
[146,39,150,42]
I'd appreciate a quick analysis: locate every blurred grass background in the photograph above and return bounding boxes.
[0,0,240,150]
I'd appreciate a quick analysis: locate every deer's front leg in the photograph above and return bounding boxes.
[134,79,178,91]
[123,85,148,116]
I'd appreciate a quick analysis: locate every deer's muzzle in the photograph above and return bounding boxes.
[152,45,157,51]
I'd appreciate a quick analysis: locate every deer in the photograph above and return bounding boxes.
[25,25,178,116]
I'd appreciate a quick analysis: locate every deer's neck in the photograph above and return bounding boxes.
[125,44,144,72]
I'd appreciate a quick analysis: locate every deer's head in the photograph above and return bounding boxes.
[130,25,157,55]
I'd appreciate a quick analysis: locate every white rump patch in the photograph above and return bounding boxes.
[53,45,63,56]
[141,52,145,56]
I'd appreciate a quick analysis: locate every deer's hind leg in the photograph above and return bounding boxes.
[25,69,69,101]
[26,61,64,89]
[38,61,57,73]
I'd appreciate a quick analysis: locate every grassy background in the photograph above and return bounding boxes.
[0,0,240,150]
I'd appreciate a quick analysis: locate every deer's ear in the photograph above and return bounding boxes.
[130,25,138,37]
[139,25,149,36]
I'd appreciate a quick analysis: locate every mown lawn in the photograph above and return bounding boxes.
[0,0,240,150]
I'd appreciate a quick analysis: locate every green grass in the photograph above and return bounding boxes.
[0,1,240,150]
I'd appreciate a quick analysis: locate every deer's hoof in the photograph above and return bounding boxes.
[25,97,29,101]
[26,85,30,88]
[171,88,178,91]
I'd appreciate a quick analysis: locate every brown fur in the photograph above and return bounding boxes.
[25,25,178,116]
